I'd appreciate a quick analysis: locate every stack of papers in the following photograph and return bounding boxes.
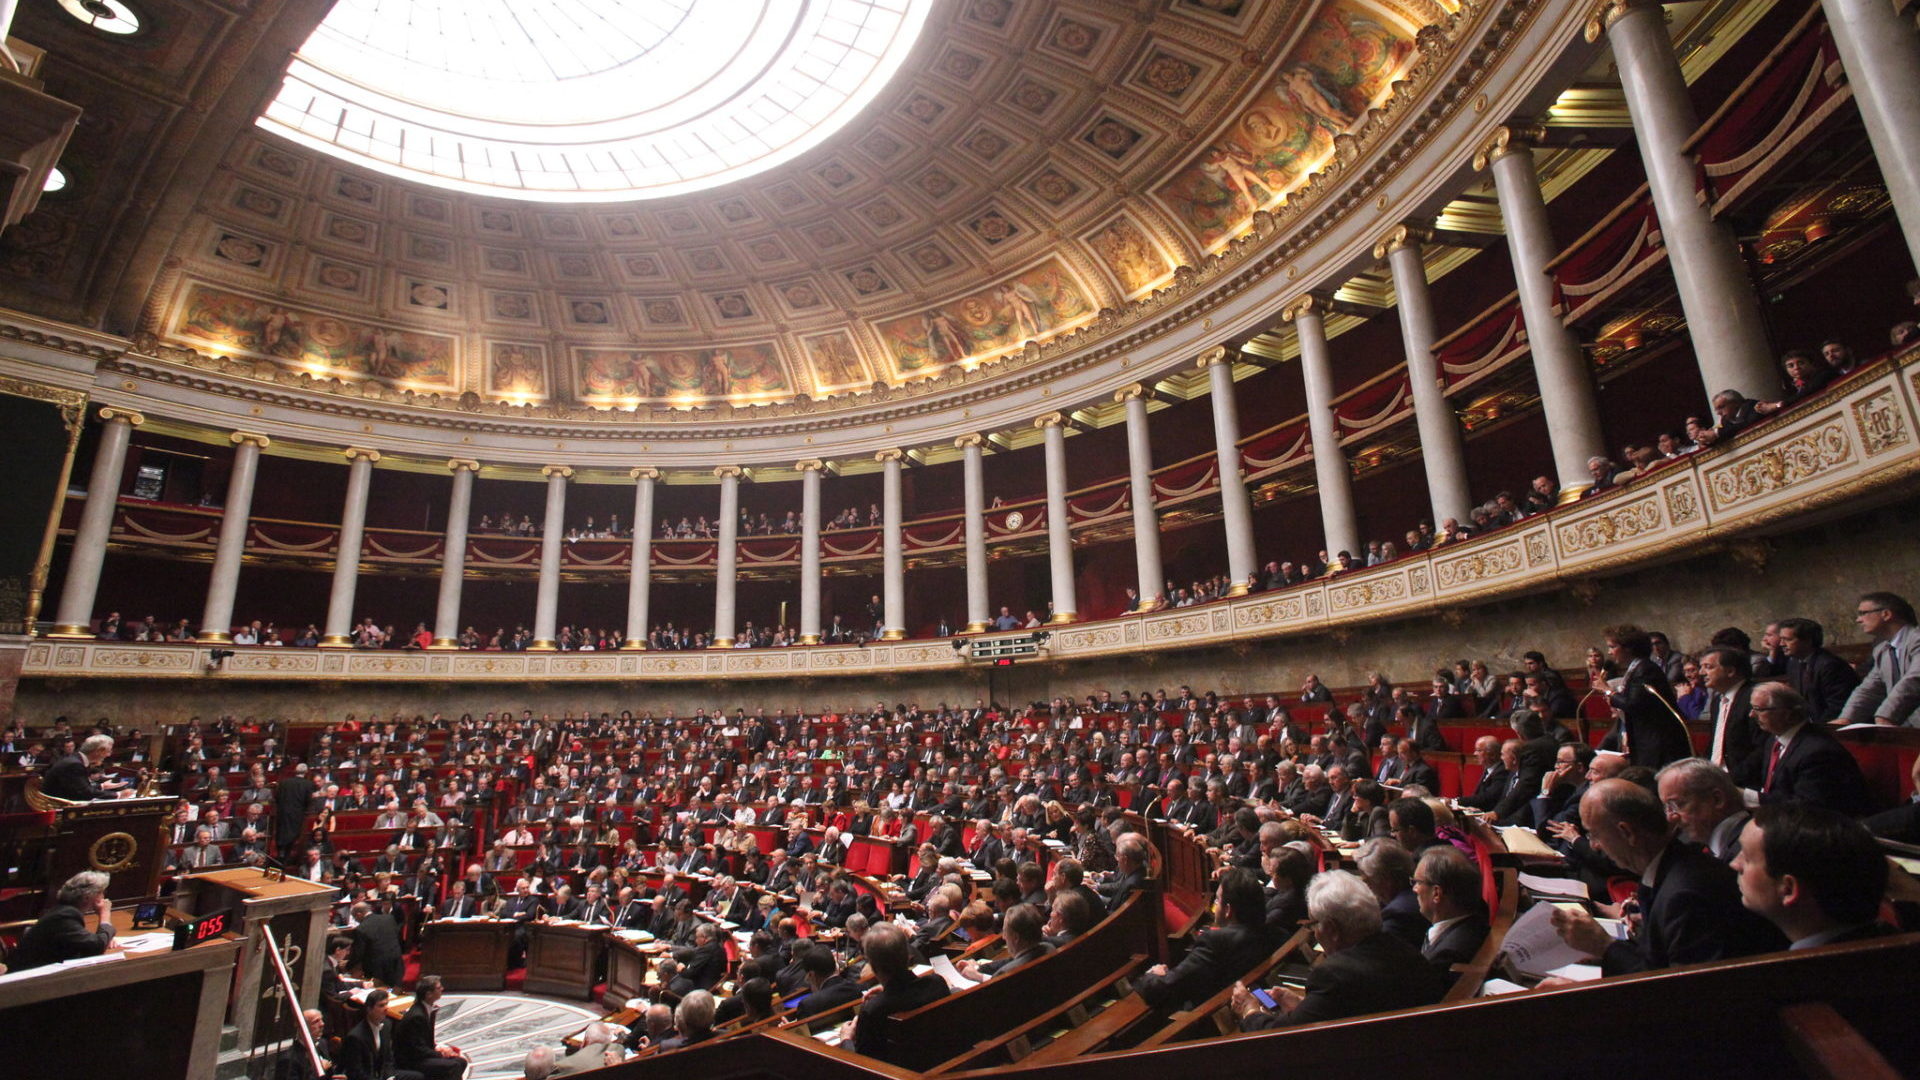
[1517,873,1590,902]
[927,954,974,991]
[1500,903,1601,980]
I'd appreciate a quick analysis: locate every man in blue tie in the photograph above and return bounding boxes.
[1840,592,1920,727]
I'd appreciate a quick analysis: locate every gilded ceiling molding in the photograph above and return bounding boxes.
[79,0,1556,457]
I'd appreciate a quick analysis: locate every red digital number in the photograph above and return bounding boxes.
[197,913,226,940]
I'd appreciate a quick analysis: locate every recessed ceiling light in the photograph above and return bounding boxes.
[56,0,142,35]
[43,167,69,194]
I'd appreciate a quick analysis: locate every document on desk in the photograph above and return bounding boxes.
[1501,902,1599,980]
[1517,872,1589,901]
[1498,827,1559,858]
[0,951,125,985]
[928,954,974,991]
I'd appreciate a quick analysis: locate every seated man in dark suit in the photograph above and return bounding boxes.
[1733,682,1873,817]
[276,1009,332,1080]
[1135,868,1272,1011]
[1413,845,1489,986]
[1551,779,1785,975]
[1454,737,1510,812]
[1734,803,1895,951]
[793,946,864,1019]
[392,975,467,1080]
[958,902,1053,983]
[1232,869,1446,1029]
[1393,740,1439,794]
[666,922,726,999]
[1356,839,1429,950]
[1098,833,1150,913]
[9,870,117,971]
[845,922,949,1063]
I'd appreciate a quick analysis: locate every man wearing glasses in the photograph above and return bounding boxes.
[1840,592,1920,727]
[1734,683,1873,817]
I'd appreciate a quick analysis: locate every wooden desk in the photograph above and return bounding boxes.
[603,932,665,1010]
[524,919,607,999]
[418,918,513,991]
[0,938,239,1080]
[174,867,337,1057]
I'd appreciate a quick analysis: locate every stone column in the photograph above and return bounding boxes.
[1036,413,1078,624]
[1594,0,1777,403]
[1116,384,1165,611]
[877,449,907,639]
[1477,126,1608,495]
[622,467,658,649]
[49,407,142,638]
[1819,0,1920,272]
[957,434,991,633]
[319,447,380,647]
[1379,225,1475,525]
[529,465,571,651]
[1199,346,1258,595]
[197,431,270,642]
[1284,296,1363,562]
[712,465,742,647]
[796,460,824,644]
[430,459,478,648]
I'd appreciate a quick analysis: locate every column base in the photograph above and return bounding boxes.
[1555,483,1593,506]
[880,628,906,641]
[798,634,821,645]
[1226,582,1251,598]
[1045,611,1078,625]
[318,636,354,649]
[962,621,990,634]
[45,626,95,639]
[528,640,558,652]
[619,640,648,651]
[712,638,735,649]
[428,639,461,650]
[196,631,233,644]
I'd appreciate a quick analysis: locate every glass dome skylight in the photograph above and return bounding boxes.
[259,0,932,202]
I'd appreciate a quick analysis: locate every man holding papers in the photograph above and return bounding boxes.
[1549,780,1783,975]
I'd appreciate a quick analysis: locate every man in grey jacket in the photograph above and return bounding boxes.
[1841,592,1920,727]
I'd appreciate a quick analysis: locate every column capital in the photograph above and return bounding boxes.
[541,464,574,479]
[1114,382,1149,403]
[1472,123,1546,171]
[446,458,481,473]
[1033,411,1066,430]
[230,431,271,449]
[1280,294,1331,324]
[1195,344,1233,369]
[342,446,382,463]
[952,433,986,450]
[874,448,905,465]
[1584,0,1655,42]
[97,407,145,426]
[793,458,826,472]
[1372,223,1434,260]
[713,464,744,480]
[629,466,660,481]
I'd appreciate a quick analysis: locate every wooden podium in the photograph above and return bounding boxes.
[33,794,174,905]
[174,867,337,1057]
[418,918,514,991]
[524,920,607,999]
[0,939,240,1080]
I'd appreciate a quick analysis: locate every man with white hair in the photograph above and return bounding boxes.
[42,734,128,801]
[521,1046,556,1080]
[1656,758,1750,862]
[659,990,717,1049]
[1231,870,1444,1029]
[11,870,117,970]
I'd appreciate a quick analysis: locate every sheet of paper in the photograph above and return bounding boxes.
[1517,872,1589,900]
[116,932,178,951]
[1500,901,1600,980]
[1544,962,1603,982]
[927,953,974,992]
[1498,827,1560,858]
[1478,978,1530,996]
